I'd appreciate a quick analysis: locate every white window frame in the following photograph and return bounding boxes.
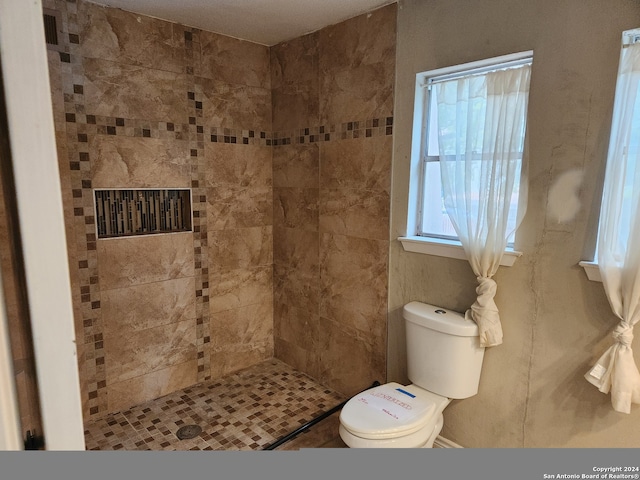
[579,28,640,283]
[400,51,533,266]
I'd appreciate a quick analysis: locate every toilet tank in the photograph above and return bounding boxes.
[403,301,485,399]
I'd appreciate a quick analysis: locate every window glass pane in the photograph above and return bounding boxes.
[594,43,640,260]
[426,88,440,157]
[505,163,521,244]
[418,60,528,246]
[631,87,640,159]
[420,160,457,238]
[420,159,519,244]
[618,90,640,250]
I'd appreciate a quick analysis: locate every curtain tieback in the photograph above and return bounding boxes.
[467,276,502,347]
[476,276,498,302]
[612,323,634,347]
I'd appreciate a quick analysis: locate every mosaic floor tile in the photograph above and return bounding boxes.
[83,358,347,451]
[83,411,148,451]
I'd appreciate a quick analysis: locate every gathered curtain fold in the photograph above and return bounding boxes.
[584,42,640,414]
[435,64,531,347]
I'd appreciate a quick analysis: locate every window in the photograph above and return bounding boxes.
[582,28,640,414]
[580,28,640,282]
[401,51,533,265]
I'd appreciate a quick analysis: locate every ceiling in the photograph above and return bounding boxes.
[87,0,397,46]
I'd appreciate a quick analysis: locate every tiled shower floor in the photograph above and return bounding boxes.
[83,358,349,451]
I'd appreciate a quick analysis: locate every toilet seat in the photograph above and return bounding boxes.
[339,382,447,441]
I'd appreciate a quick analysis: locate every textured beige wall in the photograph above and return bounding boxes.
[390,0,640,447]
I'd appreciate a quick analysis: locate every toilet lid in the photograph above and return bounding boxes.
[340,382,439,440]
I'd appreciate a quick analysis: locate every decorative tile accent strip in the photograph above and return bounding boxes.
[187,29,211,383]
[205,116,396,147]
[63,109,392,149]
[271,116,394,146]
[209,127,272,146]
[51,0,109,419]
[64,113,190,140]
[94,189,192,238]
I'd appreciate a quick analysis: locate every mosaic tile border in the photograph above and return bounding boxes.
[64,113,190,141]
[62,112,393,148]
[187,29,212,383]
[209,127,272,146]
[50,0,109,418]
[272,116,394,146]
[206,116,394,147]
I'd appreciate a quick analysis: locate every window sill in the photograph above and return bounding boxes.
[578,261,601,282]
[398,235,522,267]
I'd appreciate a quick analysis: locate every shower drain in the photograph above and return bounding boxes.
[176,424,202,440]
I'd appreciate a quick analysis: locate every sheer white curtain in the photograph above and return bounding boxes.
[435,64,531,347]
[584,40,640,414]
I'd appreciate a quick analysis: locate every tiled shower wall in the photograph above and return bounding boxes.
[270,5,396,396]
[44,0,395,421]
[45,0,273,420]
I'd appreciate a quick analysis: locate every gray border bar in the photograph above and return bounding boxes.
[2,449,640,480]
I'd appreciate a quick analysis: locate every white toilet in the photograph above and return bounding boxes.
[339,301,485,448]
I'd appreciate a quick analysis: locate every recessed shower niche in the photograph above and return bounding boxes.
[94,189,192,239]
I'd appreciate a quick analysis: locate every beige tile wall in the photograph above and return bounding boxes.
[97,235,197,413]
[43,0,397,422]
[270,4,396,396]
[45,0,275,420]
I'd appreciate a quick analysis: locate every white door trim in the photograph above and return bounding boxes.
[0,266,21,450]
[0,0,85,450]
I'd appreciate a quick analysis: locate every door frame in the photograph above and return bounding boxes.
[0,267,21,450]
[0,0,85,450]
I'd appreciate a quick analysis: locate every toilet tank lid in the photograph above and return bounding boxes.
[403,302,479,337]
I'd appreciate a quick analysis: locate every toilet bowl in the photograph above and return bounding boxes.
[339,382,450,448]
[339,302,486,448]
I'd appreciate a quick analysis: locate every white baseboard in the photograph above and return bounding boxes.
[433,435,463,448]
